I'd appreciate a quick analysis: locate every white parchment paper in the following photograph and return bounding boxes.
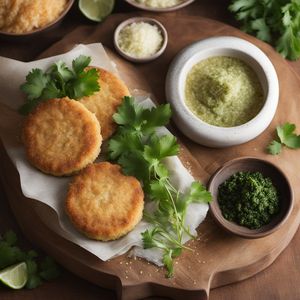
[0,43,208,266]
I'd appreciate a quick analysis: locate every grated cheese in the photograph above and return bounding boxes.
[135,0,184,8]
[117,22,163,58]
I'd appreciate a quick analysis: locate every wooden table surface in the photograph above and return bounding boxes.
[1,1,300,299]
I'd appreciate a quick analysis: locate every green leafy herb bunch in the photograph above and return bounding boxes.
[20,55,100,115]
[229,0,300,60]
[108,96,212,277]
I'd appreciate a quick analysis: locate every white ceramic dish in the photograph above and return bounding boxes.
[165,36,279,148]
[114,17,168,63]
[124,0,195,12]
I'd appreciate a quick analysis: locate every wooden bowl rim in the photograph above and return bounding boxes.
[208,156,294,239]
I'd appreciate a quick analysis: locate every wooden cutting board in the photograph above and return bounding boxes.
[1,14,300,300]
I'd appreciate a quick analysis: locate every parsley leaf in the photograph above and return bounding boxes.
[20,69,50,101]
[108,131,143,160]
[25,260,42,289]
[229,0,300,60]
[184,182,213,204]
[162,250,174,278]
[175,182,212,217]
[141,104,172,134]
[267,122,300,154]
[144,135,179,162]
[113,96,145,130]
[277,122,296,141]
[149,180,169,201]
[267,140,282,155]
[284,134,300,148]
[108,96,212,277]
[67,68,100,99]
[72,55,92,74]
[50,61,74,82]
[113,96,172,134]
[118,151,150,182]
[19,55,100,115]
[142,228,168,250]
[251,18,272,42]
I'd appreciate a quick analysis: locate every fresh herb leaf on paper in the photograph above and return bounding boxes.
[108,96,212,277]
[229,0,300,60]
[66,67,100,99]
[20,69,50,101]
[267,122,300,155]
[19,55,100,115]
[0,230,61,289]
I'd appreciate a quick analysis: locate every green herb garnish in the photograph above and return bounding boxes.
[229,0,300,60]
[108,96,212,277]
[19,55,100,115]
[218,171,280,229]
[267,122,300,155]
[0,230,61,289]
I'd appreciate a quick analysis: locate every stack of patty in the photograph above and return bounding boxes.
[22,67,144,241]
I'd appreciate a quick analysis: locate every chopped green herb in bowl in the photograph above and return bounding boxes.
[218,171,280,229]
[208,157,293,239]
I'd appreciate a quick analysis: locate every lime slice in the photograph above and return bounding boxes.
[0,262,28,289]
[79,0,115,22]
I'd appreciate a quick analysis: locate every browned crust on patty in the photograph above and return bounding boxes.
[65,162,144,241]
[22,98,102,176]
[79,67,130,140]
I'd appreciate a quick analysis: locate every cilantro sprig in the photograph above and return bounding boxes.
[229,0,300,60]
[19,55,100,115]
[267,122,300,155]
[108,97,212,277]
[0,230,61,289]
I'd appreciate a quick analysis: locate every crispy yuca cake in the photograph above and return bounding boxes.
[79,67,130,140]
[65,162,144,241]
[22,98,102,176]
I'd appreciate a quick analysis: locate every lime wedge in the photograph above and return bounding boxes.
[0,262,28,289]
[79,0,115,22]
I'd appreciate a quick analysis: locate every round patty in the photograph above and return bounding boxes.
[22,98,102,176]
[79,67,130,140]
[65,162,144,241]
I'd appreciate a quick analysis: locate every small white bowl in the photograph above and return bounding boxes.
[114,17,168,63]
[165,36,279,148]
[124,0,195,12]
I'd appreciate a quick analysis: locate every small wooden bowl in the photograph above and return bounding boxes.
[125,0,195,12]
[208,157,293,239]
[0,0,74,41]
[113,17,168,63]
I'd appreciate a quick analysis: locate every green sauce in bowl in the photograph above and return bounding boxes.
[184,56,264,127]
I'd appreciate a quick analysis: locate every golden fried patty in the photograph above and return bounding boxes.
[79,67,130,140]
[65,162,144,241]
[22,98,102,176]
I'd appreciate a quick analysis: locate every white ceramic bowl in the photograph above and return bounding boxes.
[165,36,279,148]
[124,0,195,12]
[114,17,168,63]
